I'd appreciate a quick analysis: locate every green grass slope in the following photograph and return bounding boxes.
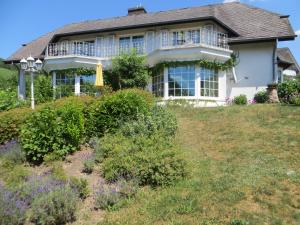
[101,105,300,225]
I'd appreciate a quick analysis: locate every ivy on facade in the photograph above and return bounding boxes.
[54,68,96,76]
[53,54,237,77]
[151,53,237,75]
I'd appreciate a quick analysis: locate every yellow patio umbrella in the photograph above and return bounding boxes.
[95,63,104,87]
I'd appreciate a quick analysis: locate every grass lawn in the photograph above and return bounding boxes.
[101,104,300,225]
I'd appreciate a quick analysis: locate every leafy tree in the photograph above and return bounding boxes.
[105,50,149,90]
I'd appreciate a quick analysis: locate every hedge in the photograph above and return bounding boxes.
[0,96,94,145]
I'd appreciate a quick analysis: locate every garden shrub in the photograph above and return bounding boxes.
[69,177,89,199]
[100,133,187,186]
[119,106,178,138]
[278,80,300,103]
[0,89,28,112]
[290,95,300,106]
[0,141,25,165]
[21,102,85,162]
[29,186,78,225]
[233,94,247,105]
[94,178,138,210]
[0,96,94,145]
[254,90,269,103]
[85,88,154,137]
[0,107,32,144]
[0,184,27,225]
[82,157,95,174]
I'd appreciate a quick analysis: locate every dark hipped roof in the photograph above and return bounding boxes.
[277,47,300,72]
[6,2,296,62]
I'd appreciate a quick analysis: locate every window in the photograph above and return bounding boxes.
[119,37,131,53]
[152,70,164,97]
[56,74,75,98]
[168,66,195,97]
[80,74,99,95]
[172,31,185,46]
[172,30,201,46]
[132,36,144,54]
[200,68,218,97]
[188,30,200,44]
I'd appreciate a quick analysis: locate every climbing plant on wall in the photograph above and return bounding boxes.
[151,53,237,75]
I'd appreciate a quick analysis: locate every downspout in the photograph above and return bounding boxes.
[272,39,278,83]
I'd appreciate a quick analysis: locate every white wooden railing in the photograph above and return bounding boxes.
[46,29,229,58]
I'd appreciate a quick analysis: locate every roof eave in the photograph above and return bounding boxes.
[51,16,240,42]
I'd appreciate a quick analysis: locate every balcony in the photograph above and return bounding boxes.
[44,29,231,71]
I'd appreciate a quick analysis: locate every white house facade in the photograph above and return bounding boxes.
[5,2,298,105]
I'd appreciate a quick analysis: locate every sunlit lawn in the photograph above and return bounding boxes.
[101,104,300,225]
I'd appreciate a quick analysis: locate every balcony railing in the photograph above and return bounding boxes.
[46,29,229,58]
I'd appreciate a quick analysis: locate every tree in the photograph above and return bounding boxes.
[105,50,149,90]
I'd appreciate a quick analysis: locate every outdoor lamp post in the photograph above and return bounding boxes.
[20,56,43,109]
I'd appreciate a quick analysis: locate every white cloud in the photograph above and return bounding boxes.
[223,0,240,3]
[295,30,300,36]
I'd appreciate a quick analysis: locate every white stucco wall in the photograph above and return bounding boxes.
[227,42,276,100]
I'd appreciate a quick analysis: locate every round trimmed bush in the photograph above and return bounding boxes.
[254,91,269,103]
[85,89,154,137]
[233,95,247,105]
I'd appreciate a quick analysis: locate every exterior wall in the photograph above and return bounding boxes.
[227,42,276,100]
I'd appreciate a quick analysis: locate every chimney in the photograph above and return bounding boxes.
[128,6,147,16]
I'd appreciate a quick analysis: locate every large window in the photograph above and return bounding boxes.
[200,68,218,97]
[172,30,200,46]
[119,36,145,54]
[152,70,164,97]
[119,37,131,53]
[56,74,75,98]
[168,66,195,97]
[80,74,99,95]
[132,36,144,54]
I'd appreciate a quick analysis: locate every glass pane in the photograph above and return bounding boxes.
[132,36,144,54]
[181,80,188,89]
[189,81,195,89]
[189,89,195,96]
[175,89,181,96]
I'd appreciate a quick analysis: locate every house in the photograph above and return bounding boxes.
[277,48,299,82]
[5,2,297,105]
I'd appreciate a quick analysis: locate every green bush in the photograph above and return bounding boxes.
[233,94,247,105]
[254,90,269,103]
[82,157,95,174]
[0,142,25,165]
[94,179,138,210]
[100,133,187,186]
[0,96,94,145]
[85,89,154,137]
[0,107,33,144]
[290,95,300,106]
[29,187,78,225]
[69,177,89,199]
[105,51,150,90]
[119,106,178,138]
[278,80,300,103]
[0,89,28,112]
[21,103,85,162]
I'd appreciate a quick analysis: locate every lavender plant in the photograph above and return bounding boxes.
[0,183,28,225]
[93,178,138,210]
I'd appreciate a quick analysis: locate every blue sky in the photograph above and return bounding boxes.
[0,0,299,62]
